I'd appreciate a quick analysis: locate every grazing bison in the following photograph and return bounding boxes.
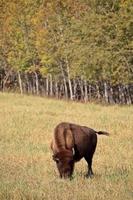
[51,122,109,178]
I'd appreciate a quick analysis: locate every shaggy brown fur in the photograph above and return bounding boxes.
[51,122,109,178]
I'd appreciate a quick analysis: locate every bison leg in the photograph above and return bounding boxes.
[84,155,94,178]
[85,158,94,178]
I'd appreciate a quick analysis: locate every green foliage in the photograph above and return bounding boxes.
[0,0,132,84]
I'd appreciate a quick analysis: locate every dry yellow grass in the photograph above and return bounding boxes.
[0,92,133,200]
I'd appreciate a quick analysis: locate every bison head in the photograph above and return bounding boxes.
[53,150,74,178]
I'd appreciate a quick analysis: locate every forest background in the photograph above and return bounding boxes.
[0,0,133,104]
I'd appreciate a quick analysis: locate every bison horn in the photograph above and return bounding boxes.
[72,148,75,156]
[52,155,60,162]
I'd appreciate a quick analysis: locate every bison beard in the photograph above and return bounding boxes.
[51,122,109,179]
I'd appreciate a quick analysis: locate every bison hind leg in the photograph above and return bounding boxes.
[84,139,97,178]
[84,157,94,178]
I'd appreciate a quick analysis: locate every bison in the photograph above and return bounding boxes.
[51,122,109,179]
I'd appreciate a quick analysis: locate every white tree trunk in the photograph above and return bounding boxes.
[34,72,39,95]
[55,81,58,98]
[84,79,88,103]
[96,84,101,100]
[18,71,23,94]
[49,74,53,96]
[59,62,68,99]
[46,75,49,96]
[66,56,73,100]
[104,82,108,103]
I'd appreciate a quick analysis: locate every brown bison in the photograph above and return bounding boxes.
[51,122,109,179]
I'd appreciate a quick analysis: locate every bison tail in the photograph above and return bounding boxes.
[96,131,109,136]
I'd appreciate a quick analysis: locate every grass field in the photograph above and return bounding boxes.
[0,92,133,200]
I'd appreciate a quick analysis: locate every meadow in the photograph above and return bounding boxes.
[0,92,132,200]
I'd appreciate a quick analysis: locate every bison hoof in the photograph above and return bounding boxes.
[85,173,94,178]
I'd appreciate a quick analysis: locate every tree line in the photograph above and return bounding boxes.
[0,0,133,104]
